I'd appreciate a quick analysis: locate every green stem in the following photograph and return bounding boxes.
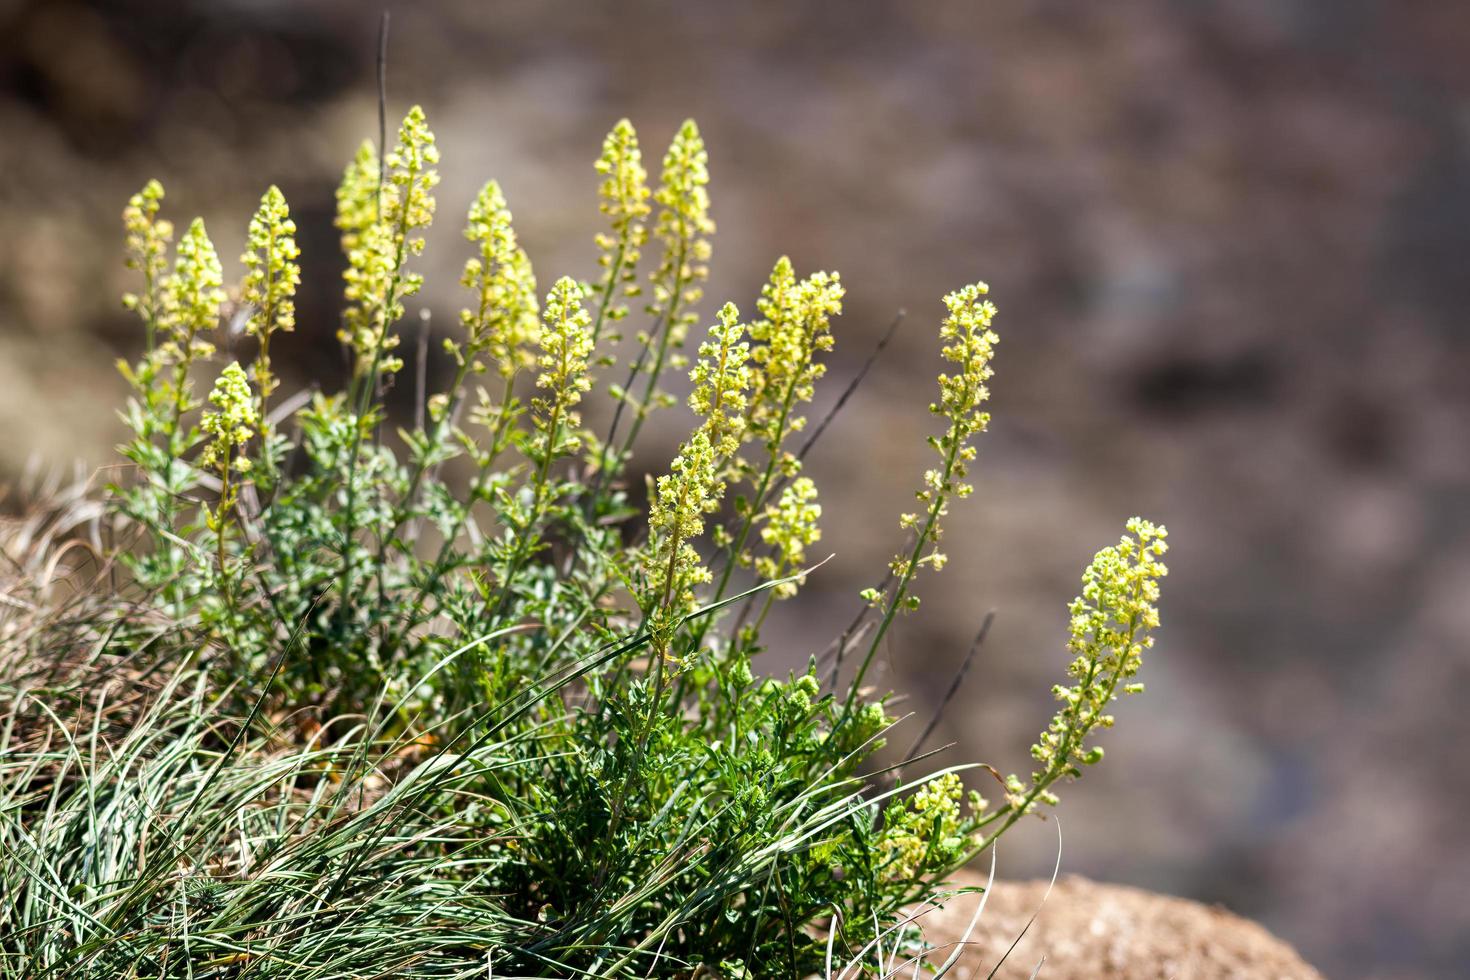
[377,357,474,562]
[216,465,233,612]
[841,428,964,719]
[485,342,571,627]
[598,239,688,486]
[152,324,208,611]
[390,372,520,653]
[337,165,419,633]
[590,242,628,351]
[142,263,160,356]
[571,243,631,516]
[594,471,694,889]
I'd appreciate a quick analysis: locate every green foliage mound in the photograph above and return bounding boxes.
[0,107,1169,977]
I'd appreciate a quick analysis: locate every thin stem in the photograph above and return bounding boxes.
[152,324,209,610]
[251,231,283,498]
[391,372,519,653]
[556,242,631,578]
[339,14,399,632]
[590,242,628,352]
[896,611,994,778]
[378,355,474,562]
[142,260,160,356]
[842,428,964,716]
[598,239,688,487]
[216,462,233,616]
[962,608,1141,864]
[337,164,417,633]
[486,340,571,626]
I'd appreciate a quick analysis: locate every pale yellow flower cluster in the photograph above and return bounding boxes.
[115,183,224,454]
[756,478,821,600]
[200,362,259,476]
[646,430,720,605]
[335,141,379,257]
[241,186,301,401]
[649,119,714,346]
[121,179,173,338]
[1012,518,1169,810]
[160,218,225,364]
[643,304,757,624]
[882,283,998,594]
[746,257,844,454]
[456,180,540,381]
[336,106,440,378]
[530,277,595,460]
[384,106,440,240]
[594,118,651,327]
[688,302,752,458]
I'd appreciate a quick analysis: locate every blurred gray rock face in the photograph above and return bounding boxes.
[1,2,1466,976]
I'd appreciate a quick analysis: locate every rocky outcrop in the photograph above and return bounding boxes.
[919,874,1324,979]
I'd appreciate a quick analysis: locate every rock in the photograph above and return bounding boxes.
[917,874,1324,979]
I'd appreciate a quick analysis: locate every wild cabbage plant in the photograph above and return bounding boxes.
[0,106,1169,978]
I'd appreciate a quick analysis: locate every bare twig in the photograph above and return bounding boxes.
[898,611,995,776]
[798,309,905,468]
[376,8,389,217]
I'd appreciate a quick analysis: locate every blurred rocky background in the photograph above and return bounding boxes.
[1,1,1466,976]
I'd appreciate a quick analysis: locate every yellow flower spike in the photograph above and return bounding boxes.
[241,186,301,403]
[338,223,399,375]
[636,303,753,632]
[458,180,540,381]
[648,431,719,566]
[530,277,595,461]
[333,142,380,366]
[384,105,440,249]
[122,180,170,278]
[335,140,379,254]
[846,283,998,713]
[747,258,844,454]
[1007,518,1169,814]
[121,180,174,347]
[201,361,260,476]
[481,276,594,630]
[747,256,796,417]
[199,361,258,605]
[933,282,998,447]
[645,428,721,633]
[608,120,717,470]
[701,259,841,616]
[337,107,440,379]
[162,217,225,358]
[336,138,389,371]
[688,302,751,458]
[594,118,651,329]
[649,119,714,349]
[879,282,997,600]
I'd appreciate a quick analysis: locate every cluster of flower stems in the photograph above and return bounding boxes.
[90,104,1170,973]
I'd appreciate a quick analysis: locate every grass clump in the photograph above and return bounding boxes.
[0,107,1169,978]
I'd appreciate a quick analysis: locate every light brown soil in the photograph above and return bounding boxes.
[918,874,1325,980]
